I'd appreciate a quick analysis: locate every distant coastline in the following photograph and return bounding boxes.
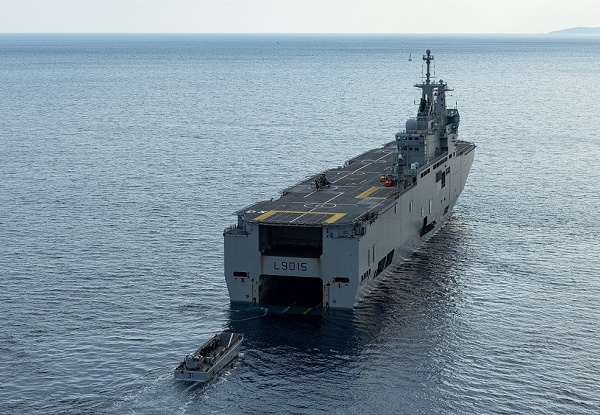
[549,27,600,35]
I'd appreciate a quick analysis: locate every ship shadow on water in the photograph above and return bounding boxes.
[357,213,471,323]
[226,305,360,360]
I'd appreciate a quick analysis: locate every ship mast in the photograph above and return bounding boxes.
[415,50,435,117]
[423,49,433,84]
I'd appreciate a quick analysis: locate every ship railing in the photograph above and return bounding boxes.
[223,225,248,236]
[456,141,476,156]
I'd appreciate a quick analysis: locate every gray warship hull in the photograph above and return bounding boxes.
[224,50,475,310]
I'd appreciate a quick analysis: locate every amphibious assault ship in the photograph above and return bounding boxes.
[224,50,475,310]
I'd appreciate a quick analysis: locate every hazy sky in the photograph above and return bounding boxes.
[1,0,598,34]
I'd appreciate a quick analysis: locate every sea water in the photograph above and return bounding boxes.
[1,34,599,414]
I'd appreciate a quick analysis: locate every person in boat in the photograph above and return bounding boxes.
[201,335,220,355]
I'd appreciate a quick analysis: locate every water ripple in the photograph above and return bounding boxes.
[1,34,600,415]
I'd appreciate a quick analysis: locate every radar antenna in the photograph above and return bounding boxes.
[423,49,434,84]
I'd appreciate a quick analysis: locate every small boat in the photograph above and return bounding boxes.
[409,53,412,61]
[174,332,244,382]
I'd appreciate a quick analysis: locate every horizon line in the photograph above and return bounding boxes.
[0,31,573,36]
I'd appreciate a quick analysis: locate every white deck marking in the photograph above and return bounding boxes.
[331,151,390,185]
[325,193,343,203]
[293,192,344,222]
[255,210,346,224]
[257,147,396,224]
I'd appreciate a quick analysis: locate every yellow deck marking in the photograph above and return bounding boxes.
[254,210,346,224]
[322,213,346,224]
[355,186,388,200]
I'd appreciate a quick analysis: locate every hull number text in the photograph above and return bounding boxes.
[274,261,307,272]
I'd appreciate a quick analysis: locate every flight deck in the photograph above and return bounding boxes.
[238,142,401,227]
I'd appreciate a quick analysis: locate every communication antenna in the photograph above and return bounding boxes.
[422,49,434,84]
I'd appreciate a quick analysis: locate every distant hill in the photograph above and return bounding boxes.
[549,27,600,35]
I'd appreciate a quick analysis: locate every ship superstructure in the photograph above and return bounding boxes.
[224,50,475,310]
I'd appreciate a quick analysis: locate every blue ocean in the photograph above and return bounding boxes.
[1,34,599,414]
